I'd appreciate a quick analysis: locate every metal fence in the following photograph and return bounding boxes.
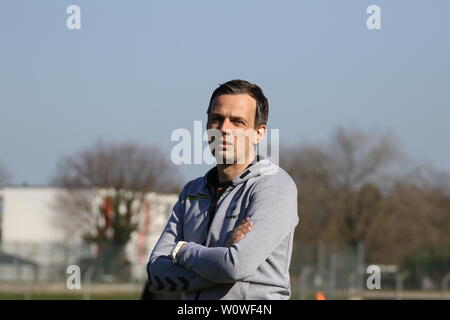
[289,242,450,300]
[1,240,449,299]
[289,242,366,299]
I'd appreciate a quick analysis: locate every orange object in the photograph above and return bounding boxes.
[316,291,327,300]
[102,196,114,227]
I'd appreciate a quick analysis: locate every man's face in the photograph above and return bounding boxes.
[206,94,265,164]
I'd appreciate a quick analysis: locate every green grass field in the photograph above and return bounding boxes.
[0,282,142,300]
[0,291,140,300]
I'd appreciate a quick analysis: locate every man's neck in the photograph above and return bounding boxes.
[217,154,255,182]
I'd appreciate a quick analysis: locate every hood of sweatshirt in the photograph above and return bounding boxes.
[202,154,280,188]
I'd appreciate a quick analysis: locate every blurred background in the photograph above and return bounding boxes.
[0,0,449,299]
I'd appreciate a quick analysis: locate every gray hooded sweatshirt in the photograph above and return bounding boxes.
[147,155,300,300]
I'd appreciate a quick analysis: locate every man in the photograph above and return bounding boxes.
[147,79,299,299]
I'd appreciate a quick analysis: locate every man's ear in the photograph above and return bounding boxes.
[254,124,267,145]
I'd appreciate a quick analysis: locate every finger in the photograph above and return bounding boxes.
[243,219,253,227]
[236,224,253,233]
[232,234,245,243]
[234,231,244,238]
[232,229,250,242]
[241,225,252,234]
[237,220,252,230]
[235,225,248,233]
[229,231,241,240]
[234,224,249,233]
[240,217,250,225]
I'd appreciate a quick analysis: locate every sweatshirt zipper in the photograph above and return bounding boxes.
[195,185,215,300]
[195,184,232,300]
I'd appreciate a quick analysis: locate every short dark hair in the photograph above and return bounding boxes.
[207,79,269,127]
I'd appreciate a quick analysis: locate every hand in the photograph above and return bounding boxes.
[225,217,253,248]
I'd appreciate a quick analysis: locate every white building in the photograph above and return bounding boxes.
[0,186,177,282]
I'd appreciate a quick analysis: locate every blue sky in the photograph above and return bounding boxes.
[0,0,449,185]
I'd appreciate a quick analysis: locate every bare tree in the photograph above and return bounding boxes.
[51,140,181,278]
[282,125,450,269]
[282,126,401,250]
[366,166,450,264]
[325,126,401,189]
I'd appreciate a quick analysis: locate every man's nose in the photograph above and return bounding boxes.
[218,118,233,134]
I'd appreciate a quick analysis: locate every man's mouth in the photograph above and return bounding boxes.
[219,140,232,149]
[219,144,231,150]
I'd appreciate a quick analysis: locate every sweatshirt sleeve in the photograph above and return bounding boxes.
[176,173,300,283]
[147,183,216,293]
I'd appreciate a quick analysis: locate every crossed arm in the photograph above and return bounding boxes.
[147,177,298,292]
[174,179,299,283]
[146,194,253,293]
